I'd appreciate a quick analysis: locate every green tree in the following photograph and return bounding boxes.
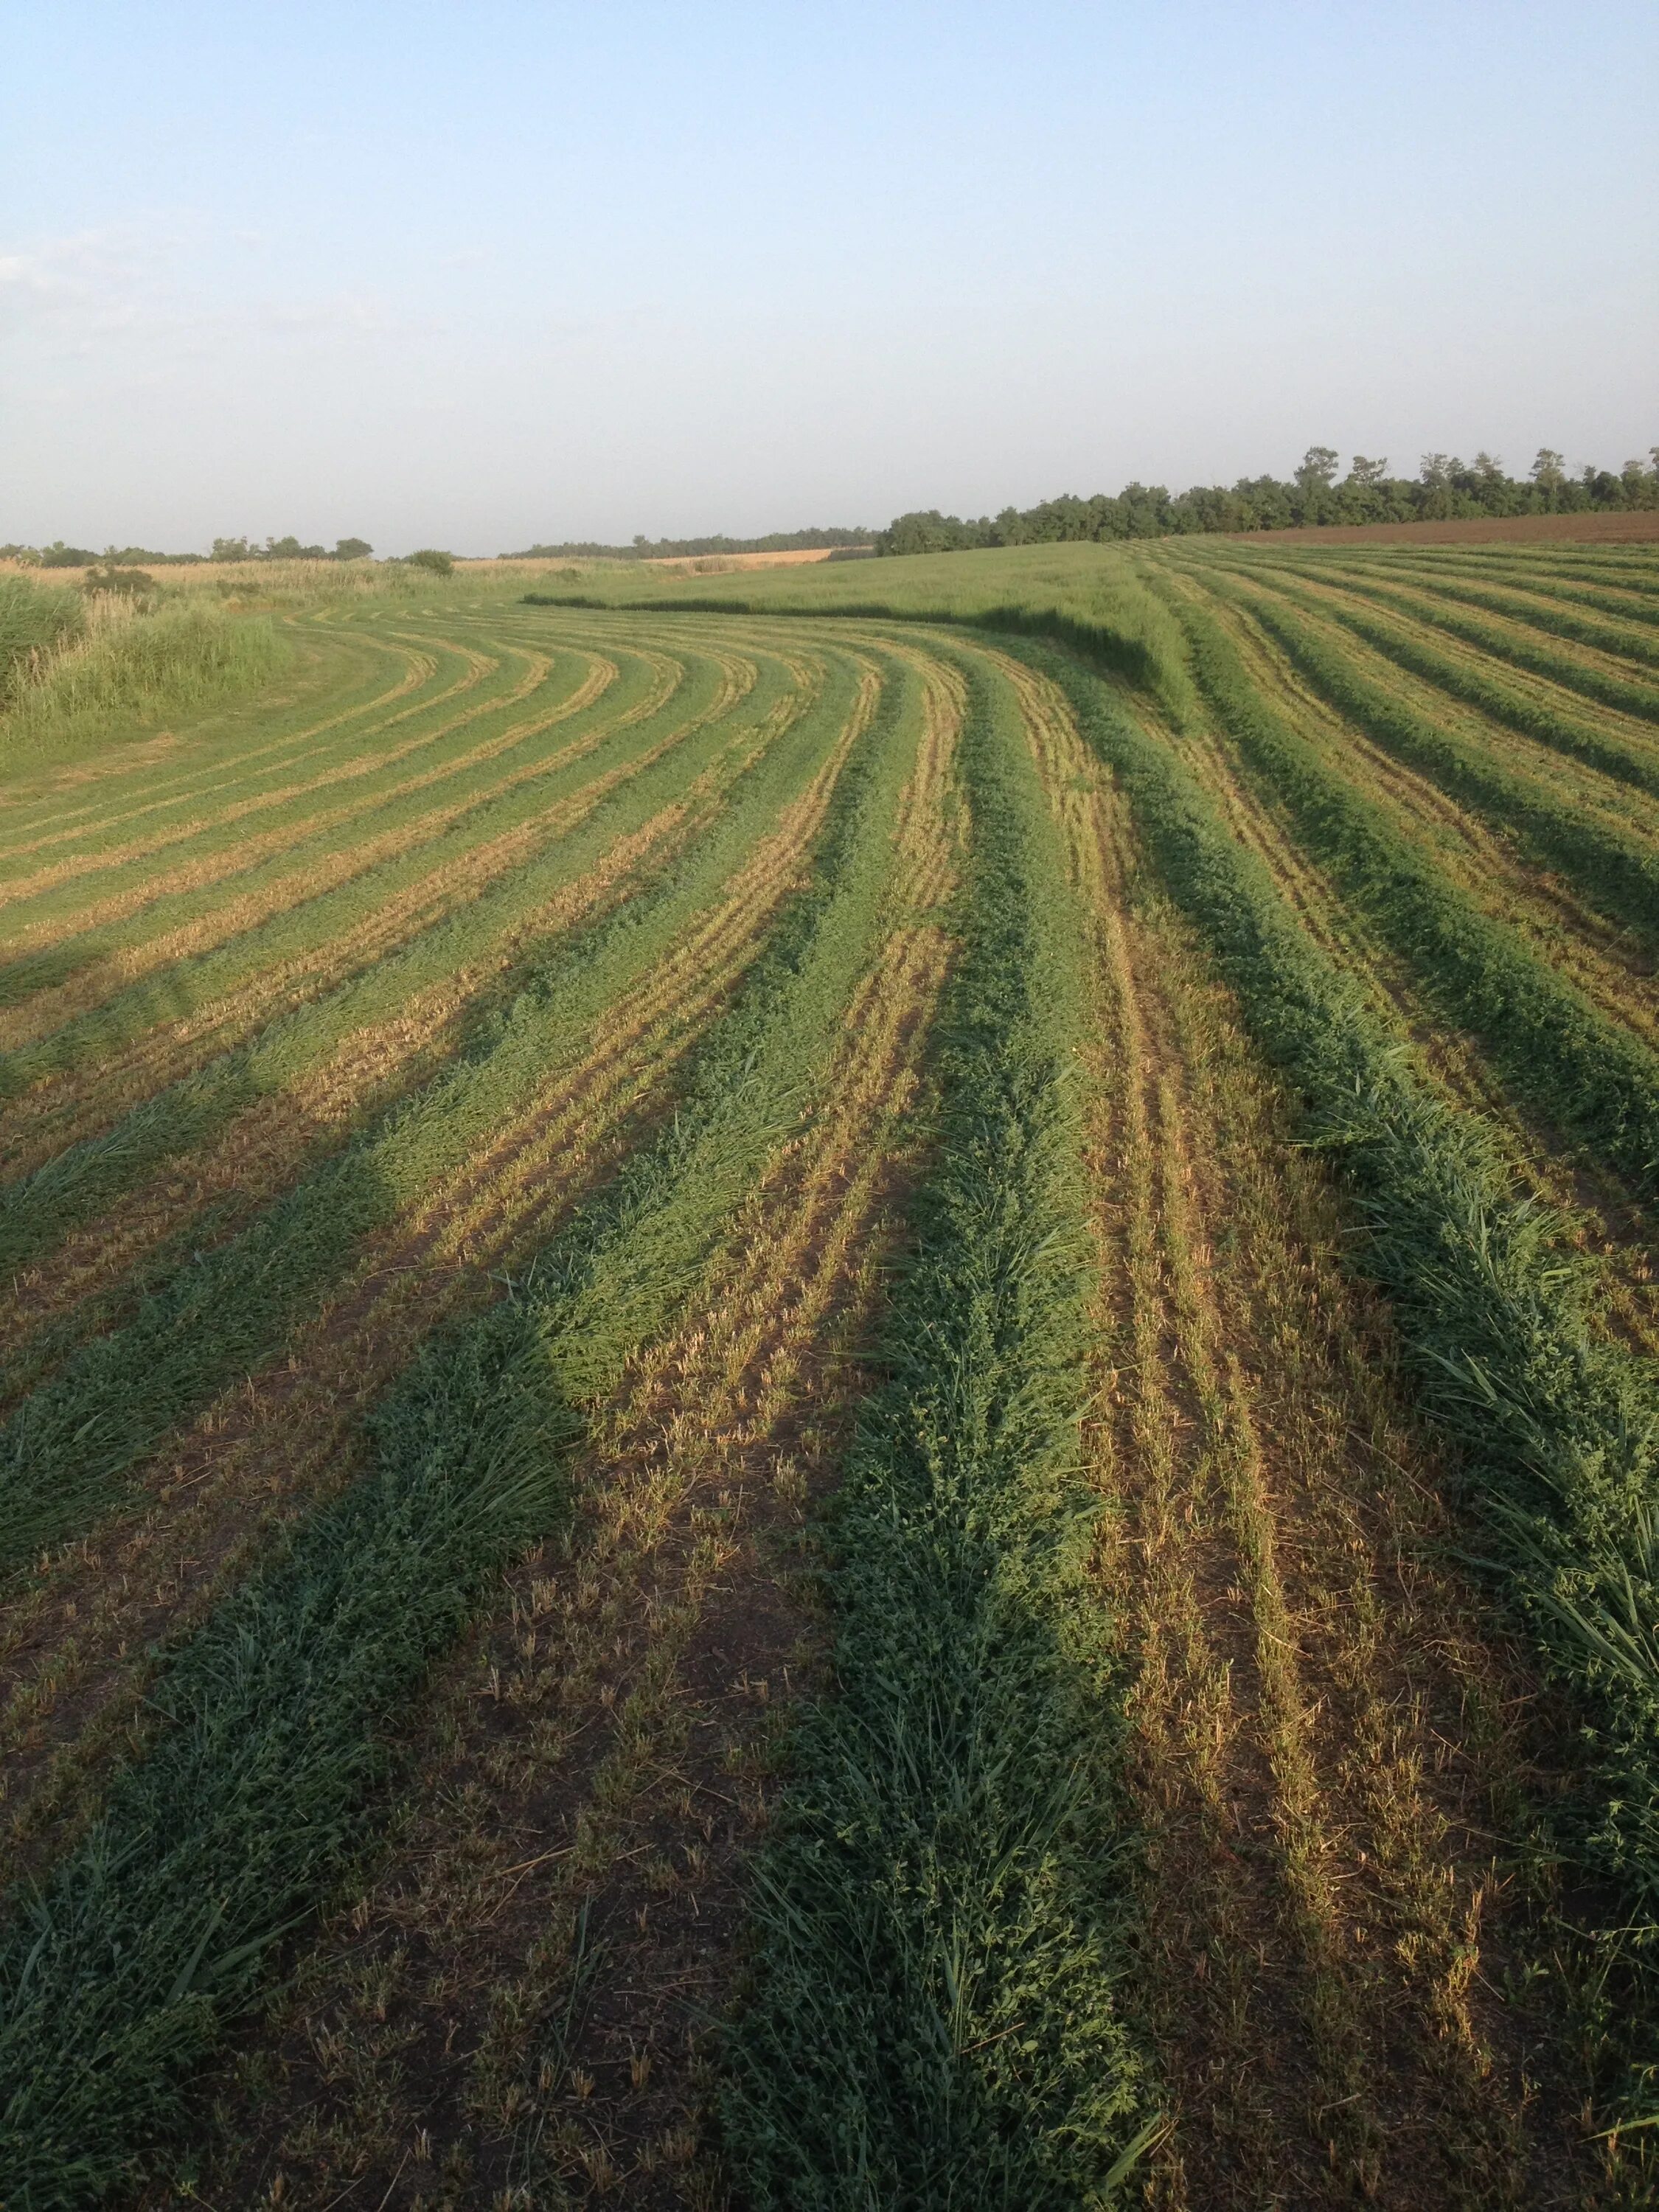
[333,537,373,561]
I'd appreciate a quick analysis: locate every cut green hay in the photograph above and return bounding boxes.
[1203,563,1659,904]
[0,638,791,1261]
[1026,636,1659,2110]
[1160,588,1659,1205]
[1225,552,1659,789]
[723,646,1154,2209]
[0,648,866,1572]
[1272,554,1659,743]
[0,622,930,2208]
[1375,560,1659,661]
[1,596,288,765]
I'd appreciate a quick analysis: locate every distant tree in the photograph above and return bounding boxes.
[38,541,98,568]
[333,537,373,561]
[1296,446,1340,489]
[405,548,455,574]
[1347,455,1389,485]
[212,537,254,563]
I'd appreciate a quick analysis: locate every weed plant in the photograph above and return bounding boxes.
[1,598,285,763]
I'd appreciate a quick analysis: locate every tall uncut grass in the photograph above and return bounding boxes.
[0,575,86,706]
[0,590,287,764]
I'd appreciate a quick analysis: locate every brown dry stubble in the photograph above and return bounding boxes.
[1005,647,1592,2210]
[170,641,963,2212]
[0,657,879,1895]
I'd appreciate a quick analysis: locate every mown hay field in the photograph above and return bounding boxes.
[1,536,1658,2209]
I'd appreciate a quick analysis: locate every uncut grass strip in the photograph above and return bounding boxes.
[0,649,871,1574]
[188,661,961,2207]
[1160,587,1659,1203]
[0,641,710,1091]
[1198,566,1659,943]
[1012,650,1590,2205]
[0,641,795,1249]
[1024,636,1659,2115]
[723,642,1155,2211]
[0,638,619,963]
[0,623,931,2208]
[1234,553,1659,795]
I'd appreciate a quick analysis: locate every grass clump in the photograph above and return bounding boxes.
[723,649,1155,2208]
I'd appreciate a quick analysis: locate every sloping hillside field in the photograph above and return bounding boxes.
[1,541,1658,2208]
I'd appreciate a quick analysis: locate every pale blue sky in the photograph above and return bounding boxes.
[3,1,1655,553]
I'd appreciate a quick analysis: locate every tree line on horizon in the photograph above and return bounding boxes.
[876,445,1659,554]
[501,525,874,560]
[7,445,1656,571]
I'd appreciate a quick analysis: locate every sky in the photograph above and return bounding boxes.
[2,1,1655,555]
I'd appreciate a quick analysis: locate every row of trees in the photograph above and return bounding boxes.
[877,446,1659,554]
[0,537,378,568]
[503,526,873,560]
